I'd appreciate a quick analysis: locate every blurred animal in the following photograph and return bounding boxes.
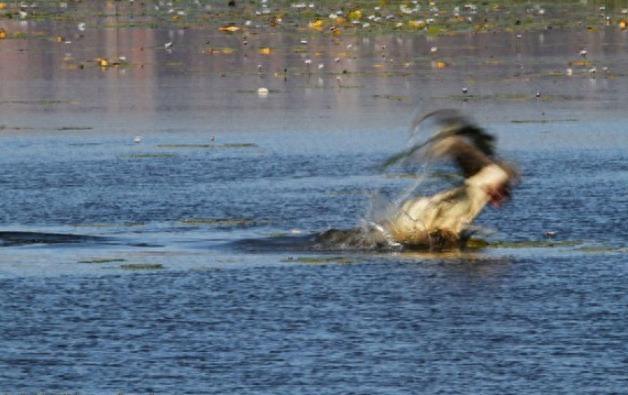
[382,110,518,250]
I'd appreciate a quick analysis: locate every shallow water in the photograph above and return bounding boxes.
[0,21,627,393]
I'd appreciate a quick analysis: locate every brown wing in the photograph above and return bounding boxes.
[428,136,494,178]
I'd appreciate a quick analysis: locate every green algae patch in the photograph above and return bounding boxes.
[465,238,490,250]
[55,126,93,131]
[120,263,164,271]
[372,94,408,102]
[79,258,126,264]
[439,93,531,102]
[283,256,354,265]
[490,240,581,249]
[180,218,258,228]
[465,238,582,250]
[127,153,178,159]
[511,119,578,124]
[0,0,620,37]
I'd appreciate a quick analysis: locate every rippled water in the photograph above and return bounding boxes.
[0,20,627,393]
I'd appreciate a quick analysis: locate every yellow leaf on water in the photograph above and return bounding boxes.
[348,9,362,21]
[258,47,272,55]
[308,19,324,31]
[408,20,426,29]
[97,58,109,67]
[0,3,6,10]
[219,24,240,33]
[620,19,627,30]
[570,60,591,67]
[0,28,6,39]
[432,60,448,69]
[334,16,346,25]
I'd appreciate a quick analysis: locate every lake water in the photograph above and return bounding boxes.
[0,18,627,393]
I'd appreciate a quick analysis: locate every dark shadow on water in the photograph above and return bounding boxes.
[0,231,162,248]
[229,228,449,254]
[0,231,106,247]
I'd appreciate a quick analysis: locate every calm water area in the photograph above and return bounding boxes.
[0,14,627,393]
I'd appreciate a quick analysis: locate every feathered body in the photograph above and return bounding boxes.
[383,110,517,250]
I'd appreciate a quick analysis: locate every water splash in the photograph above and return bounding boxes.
[232,109,517,253]
[317,109,518,252]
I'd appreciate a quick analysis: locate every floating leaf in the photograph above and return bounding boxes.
[258,47,272,55]
[0,28,6,40]
[97,58,109,67]
[408,20,426,29]
[348,9,362,21]
[219,24,240,33]
[120,263,164,270]
[79,258,126,264]
[308,19,324,31]
[432,60,448,69]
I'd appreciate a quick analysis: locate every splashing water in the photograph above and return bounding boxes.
[315,109,518,252]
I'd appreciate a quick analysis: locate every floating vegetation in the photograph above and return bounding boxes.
[79,258,126,264]
[0,99,76,106]
[489,240,581,249]
[0,125,34,131]
[120,263,164,270]
[464,238,583,250]
[372,94,408,102]
[68,142,102,147]
[511,119,578,124]
[0,0,621,38]
[439,93,531,102]
[180,218,258,228]
[283,256,354,265]
[157,143,258,149]
[465,238,490,249]
[55,126,93,131]
[439,93,592,103]
[576,245,628,254]
[127,153,177,159]
[223,143,259,148]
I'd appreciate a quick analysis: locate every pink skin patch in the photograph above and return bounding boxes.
[485,183,510,207]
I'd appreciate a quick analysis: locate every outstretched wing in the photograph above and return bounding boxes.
[382,109,497,178]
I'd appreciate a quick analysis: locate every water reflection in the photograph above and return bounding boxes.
[1,19,627,131]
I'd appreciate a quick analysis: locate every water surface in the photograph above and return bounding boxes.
[0,21,627,393]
